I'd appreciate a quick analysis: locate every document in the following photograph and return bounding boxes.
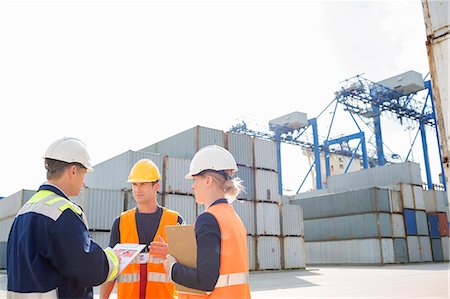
[112,243,146,273]
[165,225,207,295]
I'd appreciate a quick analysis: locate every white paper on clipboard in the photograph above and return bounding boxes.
[112,243,146,273]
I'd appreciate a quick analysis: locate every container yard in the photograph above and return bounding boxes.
[1,0,449,298]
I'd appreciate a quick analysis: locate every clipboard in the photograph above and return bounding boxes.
[165,225,207,295]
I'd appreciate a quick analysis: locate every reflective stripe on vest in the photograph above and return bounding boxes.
[149,255,164,264]
[6,289,58,299]
[215,272,249,288]
[117,273,140,283]
[147,272,172,283]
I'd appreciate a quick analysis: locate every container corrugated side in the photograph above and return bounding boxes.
[327,162,422,193]
[404,209,418,235]
[389,190,403,213]
[164,194,197,225]
[415,210,429,236]
[281,204,304,236]
[441,237,449,261]
[232,200,255,235]
[304,213,393,242]
[256,236,281,270]
[255,169,281,202]
[407,236,421,262]
[90,231,111,249]
[427,214,440,238]
[283,236,306,269]
[85,150,163,190]
[419,236,432,262]
[198,126,226,149]
[393,238,408,263]
[292,188,391,220]
[424,190,437,212]
[412,186,425,210]
[305,239,383,264]
[391,214,406,238]
[226,132,253,167]
[0,189,36,219]
[435,191,447,212]
[256,202,280,235]
[0,216,14,242]
[381,238,395,264]
[140,127,197,159]
[0,241,6,269]
[163,156,192,195]
[253,138,277,171]
[71,188,125,230]
[247,236,256,271]
[237,166,254,200]
[431,238,444,261]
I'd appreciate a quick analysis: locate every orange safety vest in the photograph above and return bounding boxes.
[117,207,179,299]
[178,202,251,299]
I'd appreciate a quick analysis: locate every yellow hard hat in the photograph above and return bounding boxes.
[127,159,161,183]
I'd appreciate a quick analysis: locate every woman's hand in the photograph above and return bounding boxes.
[163,254,178,274]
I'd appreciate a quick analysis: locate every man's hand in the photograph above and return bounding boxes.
[149,235,169,259]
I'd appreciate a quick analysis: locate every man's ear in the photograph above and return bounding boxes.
[68,165,77,177]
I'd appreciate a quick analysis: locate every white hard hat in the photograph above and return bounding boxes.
[185,145,238,179]
[44,137,94,171]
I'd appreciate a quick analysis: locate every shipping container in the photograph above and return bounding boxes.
[424,190,438,212]
[293,188,391,220]
[90,231,111,249]
[407,236,421,262]
[0,216,14,242]
[283,236,306,269]
[435,191,447,212]
[0,241,6,269]
[381,238,395,264]
[404,209,418,235]
[163,156,192,195]
[306,238,389,265]
[280,204,304,236]
[232,200,256,235]
[326,162,422,193]
[0,189,36,219]
[257,236,281,270]
[419,236,432,262]
[441,237,449,261]
[226,132,253,167]
[256,202,280,235]
[437,213,449,236]
[85,150,163,190]
[415,210,429,236]
[255,169,281,202]
[393,238,409,263]
[431,238,444,261]
[247,236,256,271]
[304,213,393,242]
[398,184,415,210]
[237,166,254,200]
[140,126,225,159]
[164,194,197,225]
[253,138,278,171]
[389,190,404,213]
[427,214,440,238]
[412,186,426,210]
[391,214,406,238]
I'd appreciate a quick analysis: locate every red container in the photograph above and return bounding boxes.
[437,213,449,236]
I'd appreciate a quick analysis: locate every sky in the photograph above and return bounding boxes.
[0,0,442,197]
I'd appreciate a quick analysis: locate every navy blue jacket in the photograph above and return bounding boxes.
[7,184,111,298]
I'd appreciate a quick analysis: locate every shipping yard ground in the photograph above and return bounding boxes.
[0,263,449,298]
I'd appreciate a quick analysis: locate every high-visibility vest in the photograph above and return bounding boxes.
[178,202,251,299]
[117,207,179,299]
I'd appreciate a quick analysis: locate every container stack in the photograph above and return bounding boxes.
[424,189,449,262]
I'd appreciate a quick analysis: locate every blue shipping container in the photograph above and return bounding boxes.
[427,214,440,239]
[404,209,418,235]
[431,238,443,262]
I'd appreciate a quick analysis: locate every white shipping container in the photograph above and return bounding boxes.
[435,191,447,213]
[283,236,306,269]
[255,169,281,203]
[389,190,404,213]
[232,200,255,235]
[0,216,14,242]
[70,188,125,230]
[247,236,256,271]
[85,150,163,190]
[256,202,280,235]
[424,190,438,212]
[90,231,111,249]
[163,156,192,195]
[306,239,383,264]
[257,236,281,270]
[391,214,406,238]
[226,132,253,167]
[413,186,425,210]
[253,138,278,171]
[419,236,433,262]
[0,189,36,219]
[441,237,449,261]
[281,204,304,236]
[165,194,197,225]
[381,238,395,264]
[407,236,421,262]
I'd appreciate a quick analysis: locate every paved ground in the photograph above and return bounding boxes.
[1,263,449,298]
